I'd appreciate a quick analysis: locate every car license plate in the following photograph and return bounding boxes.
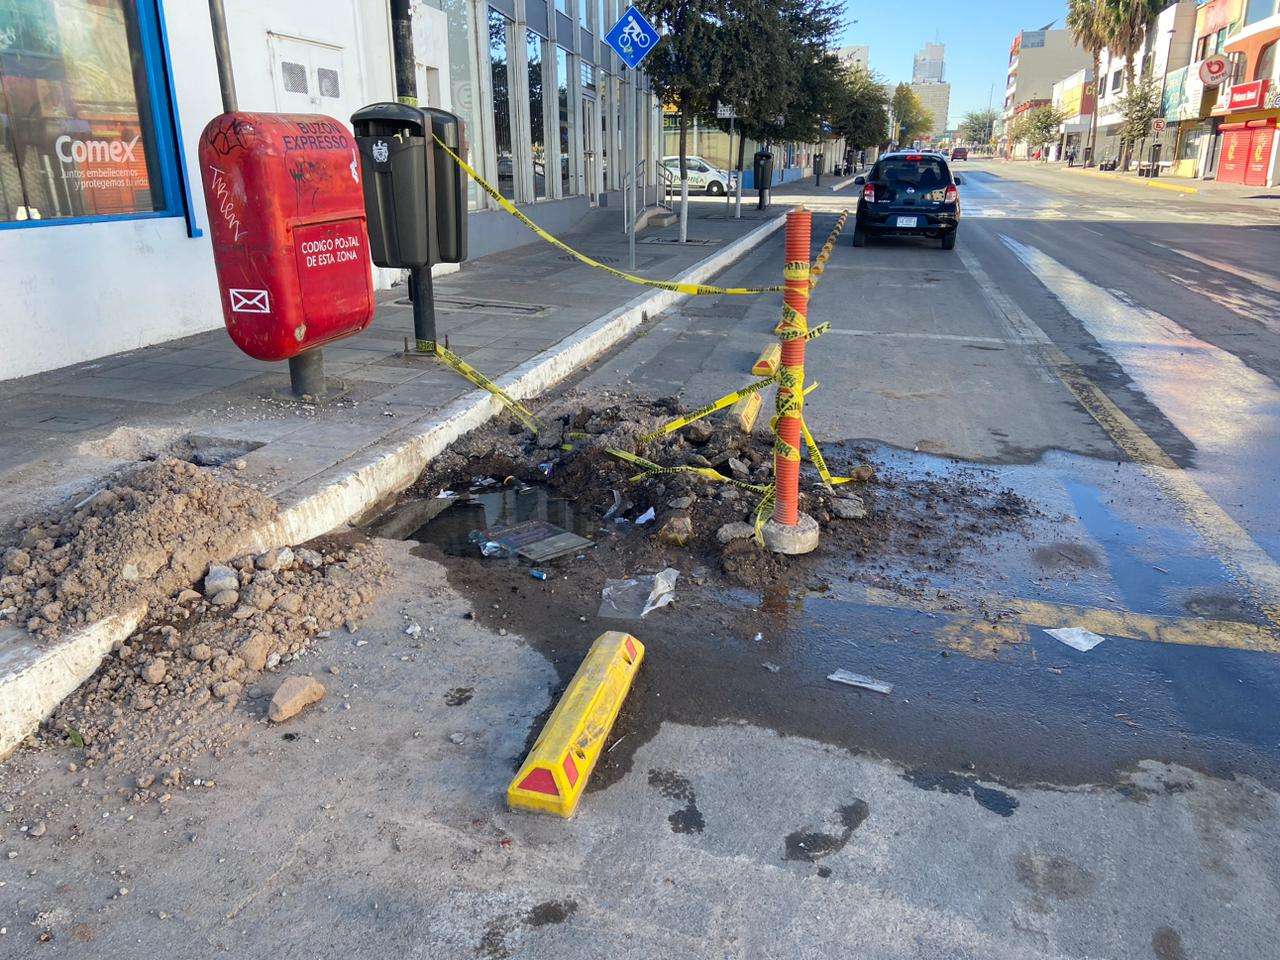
[895,216,919,228]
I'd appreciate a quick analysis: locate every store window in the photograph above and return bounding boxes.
[488,8,515,200]
[0,0,173,224]
[423,0,482,209]
[556,46,573,196]
[555,0,567,15]
[1257,42,1277,82]
[527,30,547,200]
[578,0,587,30]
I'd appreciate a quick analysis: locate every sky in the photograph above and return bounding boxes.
[838,0,1069,127]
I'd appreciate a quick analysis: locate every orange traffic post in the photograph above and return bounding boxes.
[762,208,820,555]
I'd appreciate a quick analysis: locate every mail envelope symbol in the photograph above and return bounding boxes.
[229,288,271,313]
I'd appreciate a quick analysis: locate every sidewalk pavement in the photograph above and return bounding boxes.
[0,201,782,520]
[0,194,789,757]
[1002,158,1280,209]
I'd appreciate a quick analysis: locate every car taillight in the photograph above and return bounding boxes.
[863,184,876,203]
[945,185,958,204]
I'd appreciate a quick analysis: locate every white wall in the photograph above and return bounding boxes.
[0,0,407,382]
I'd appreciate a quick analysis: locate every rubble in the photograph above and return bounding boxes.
[658,516,693,546]
[0,459,276,639]
[41,537,386,778]
[268,676,327,722]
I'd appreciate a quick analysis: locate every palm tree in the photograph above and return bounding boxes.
[1105,0,1166,89]
[1067,0,1108,166]
[1103,0,1166,167]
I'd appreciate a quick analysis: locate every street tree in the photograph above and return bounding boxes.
[1025,104,1069,158]
[638,0,725,240]
[832,65,890,155]
[1118,71,1161,165]
[891,83,933,147]
[1067,0,1109,164]
[958,108,999,147]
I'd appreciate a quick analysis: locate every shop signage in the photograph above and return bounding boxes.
[1228,79,1271,111]
[1200,55,1230,87]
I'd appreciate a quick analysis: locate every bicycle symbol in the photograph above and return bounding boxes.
[617,16,651,53]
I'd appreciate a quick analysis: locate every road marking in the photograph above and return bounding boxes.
[824,329,1032,346]
[842,585,1279,656]
[959,240,1280,626]
[1155,243,1280,295]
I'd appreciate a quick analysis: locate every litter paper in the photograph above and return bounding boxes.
[598,568,679,619]
[827,670,893,695]
[1045,627,1106,652]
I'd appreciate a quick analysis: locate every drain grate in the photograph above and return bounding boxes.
[393,296,547,316]
[558,253,622,264]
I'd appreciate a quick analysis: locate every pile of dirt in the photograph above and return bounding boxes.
[0,458,276,639]
[42,535,387,784]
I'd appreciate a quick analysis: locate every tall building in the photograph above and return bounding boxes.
[910,82,952,141]
[1003,28,1091,120]
[913,42,946,83]
[838,45,871,72]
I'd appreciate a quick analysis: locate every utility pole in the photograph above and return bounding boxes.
[207,0,325,397]
[389,0,438,355]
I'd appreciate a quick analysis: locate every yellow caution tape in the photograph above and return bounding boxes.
[433,135,781,297]
[752,485,777,542]
[800,418,852,488]
[606,448,769,493]
[639,374,779,443]
[431,342,542,435]
[805,322,830,342]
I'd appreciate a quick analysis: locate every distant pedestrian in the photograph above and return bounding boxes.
[1067,147,1077,167]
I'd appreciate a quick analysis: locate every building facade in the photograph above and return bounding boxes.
[1051,68,1096,161]
[913,42,945,83]
[1000,27,1091,155]
[1214,0,1280,185]
[909,81,951,141]
[0,0,662,380]
[1092,0,1197,169]
[838,45,870,72]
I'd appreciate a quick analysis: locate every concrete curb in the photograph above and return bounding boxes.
[0,213,787,759]
[829,176,857,192]
[1062,166,1199,195]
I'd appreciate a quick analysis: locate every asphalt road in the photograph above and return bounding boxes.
[4,165,1280,960]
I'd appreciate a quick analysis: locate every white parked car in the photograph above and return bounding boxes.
[660,155,736,195]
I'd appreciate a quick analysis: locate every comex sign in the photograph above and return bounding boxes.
[55,134,141,165]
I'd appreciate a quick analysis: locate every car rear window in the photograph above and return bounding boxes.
[874,157,950,189]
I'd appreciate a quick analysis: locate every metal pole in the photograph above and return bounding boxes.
[390,0,437,353]
[726,117,734,210]
[207,0,237,112]
[210,0,329,399]
[629,72,638,273]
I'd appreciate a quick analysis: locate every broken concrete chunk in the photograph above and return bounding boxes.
[238,633,270,673]
[255,547,294,572]
[716,522,756,544]
[831,495,867,520]
[141,660,167,685]
[210,589,239,607]
[268,676,326,722]
[295,548,324,569]
[203,565,238,597]
[3,548,31,574]
[685,420,714,444]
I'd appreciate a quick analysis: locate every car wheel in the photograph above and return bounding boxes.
[852,226,867,247]
[707,181,725,196]
[940,231,957,251]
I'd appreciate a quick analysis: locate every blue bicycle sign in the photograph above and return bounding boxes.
[604,5,661,70]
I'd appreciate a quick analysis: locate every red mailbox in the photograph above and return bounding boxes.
[198,113,374,362]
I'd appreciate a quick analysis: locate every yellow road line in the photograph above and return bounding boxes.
[959,245,1280,627]
[845,585,1280,656]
